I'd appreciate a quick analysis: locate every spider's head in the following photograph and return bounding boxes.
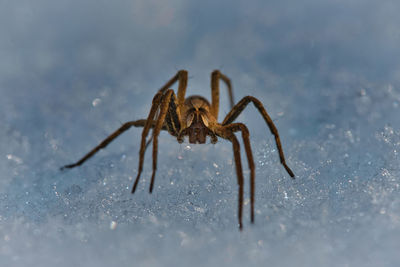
[184,96,213,144]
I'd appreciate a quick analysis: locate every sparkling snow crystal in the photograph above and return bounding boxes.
[1,1,399,266]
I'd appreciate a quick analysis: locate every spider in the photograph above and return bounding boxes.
[61,70,295,229]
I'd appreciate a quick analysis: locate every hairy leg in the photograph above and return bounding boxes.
[132,69,188,193]
[215,126,244,230]
[165,91,181,136]
[60,119,164,170]
[224,123,255,223]
[222,96,294,178]
[158,70,188,124]
[131,92,164,193]
[210,70,235,119]
[149,90,176,193]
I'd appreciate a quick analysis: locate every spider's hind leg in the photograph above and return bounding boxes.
[60,119,162,170]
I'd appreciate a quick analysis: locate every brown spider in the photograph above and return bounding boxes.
[61,70,295,229]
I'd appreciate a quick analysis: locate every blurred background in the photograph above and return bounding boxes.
[1,0,399,266]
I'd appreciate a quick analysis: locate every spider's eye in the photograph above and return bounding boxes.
[198,107,206,113]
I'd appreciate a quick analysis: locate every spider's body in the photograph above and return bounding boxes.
[179,96,216,144]
[61,70,294,229]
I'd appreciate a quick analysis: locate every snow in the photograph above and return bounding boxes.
[1,0,400,266]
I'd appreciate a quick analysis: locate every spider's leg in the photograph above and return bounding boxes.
[60,119,163,170]
[222,96,295,178]
[165,89,181,136]
[158,70,187,96]
[149,89,176,193]
[210,70,235,120]
[132,71,187,193]
[231,134,244,230]
[158,70,188,122]
[175,70,188,117]
[132,92,164,193]
[215,126,244,230]
[226,123,256,223]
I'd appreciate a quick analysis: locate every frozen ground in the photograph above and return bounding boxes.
[1,0,400,266]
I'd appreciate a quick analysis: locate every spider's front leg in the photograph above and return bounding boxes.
[131,91,163,192]
[132,70,188,194]
[214,125,245,230]
[132,89,180,194]
[224,123,256,223]
[222,96,295,178]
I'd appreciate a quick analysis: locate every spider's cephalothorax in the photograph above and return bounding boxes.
[180,96,217,144]
[61,70,295,230]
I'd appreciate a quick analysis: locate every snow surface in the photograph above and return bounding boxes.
[1,0,400,266]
